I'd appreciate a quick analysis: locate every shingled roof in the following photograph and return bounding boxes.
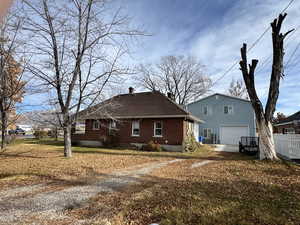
[77,91,201,122]
[275,111,300,125]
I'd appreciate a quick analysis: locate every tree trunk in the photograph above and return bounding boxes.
[63,124,72,158]
[257,120,278,160]
[1,110,7,150]
[239,14,293,161]
[55,127,58,141]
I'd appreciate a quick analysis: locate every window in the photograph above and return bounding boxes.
[224,105,233,115]
[203,128,212,138]
[203,105,208,115]
[74,121,86,134]
[109,120,117,129]
[203,105,212,115]
[154,121,163,137]
[92,120,100,130]
[132,120,140,136]
[109,120,117,135]
[284,128,295,134]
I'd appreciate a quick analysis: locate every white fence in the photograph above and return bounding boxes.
[274,134,300,159]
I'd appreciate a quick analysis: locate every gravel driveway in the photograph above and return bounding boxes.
[0,159,183,224]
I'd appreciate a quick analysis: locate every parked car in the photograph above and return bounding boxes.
[9,128,26,135]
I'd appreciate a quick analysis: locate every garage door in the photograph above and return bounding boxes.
[220,126,249,145]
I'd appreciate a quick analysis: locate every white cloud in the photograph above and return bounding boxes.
[19,0,300,115]
[187,0,300,114]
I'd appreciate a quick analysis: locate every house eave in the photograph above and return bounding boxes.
[273,121,294,126]
[188,93,250,107]
[81,114,204,123]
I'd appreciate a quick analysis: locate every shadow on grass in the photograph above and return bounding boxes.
[1,156,299,225]
[23,139,64,146]
[0,150,47,159]
[71,148,255,161]
[70,165,300,225]
[13,139,256,161]
[128,176,300,225]
[0,172,95,187]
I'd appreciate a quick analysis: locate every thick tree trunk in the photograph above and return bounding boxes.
[257,120,278,160]
[239,14,293,160]
[1,110,7,150]
[63,124,72,158]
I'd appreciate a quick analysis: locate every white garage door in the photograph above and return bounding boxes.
[220,126,249,145]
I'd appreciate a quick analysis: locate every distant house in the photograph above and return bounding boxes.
[72,88,201,151]
[273,111,300,134]
[187,93,256,145]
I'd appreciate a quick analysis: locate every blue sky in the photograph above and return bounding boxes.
[20,0,300,115]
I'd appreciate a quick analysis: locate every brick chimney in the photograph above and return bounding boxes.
[167,92,174,100]
[129,87,134,94]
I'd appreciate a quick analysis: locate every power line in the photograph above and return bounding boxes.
[256,23,300,73]
[285,40,300,68]
[212,0,295,86]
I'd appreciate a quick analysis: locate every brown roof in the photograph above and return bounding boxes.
[275,111,300,125]
[77,91,201,122]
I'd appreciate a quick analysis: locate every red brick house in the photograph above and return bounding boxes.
[71,88,201,151]
[273,111,300,134]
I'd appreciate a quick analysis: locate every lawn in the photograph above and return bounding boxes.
[0,139,214,189]
[0,139,299,225]
[70,151,300,225]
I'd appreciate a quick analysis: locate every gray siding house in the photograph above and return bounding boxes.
[187,93,256,145]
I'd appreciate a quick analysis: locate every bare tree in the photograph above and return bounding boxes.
[27,110,62,140]
[21,0,143,157]
[0,10,26,150]
[273,112,286,123]
[0,0,13,21]
[137,55,212,105]
[228,79,248,99]
[239,13,293,160]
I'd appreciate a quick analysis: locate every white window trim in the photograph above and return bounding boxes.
[203,128,212,138]
[74,122,86,134]
[223,105,234,115]
[109,120,117,129]
[285,127,295,134]
[153,121,163,137]
[203,105,212,115]
[131,120,140,137]
[92,120,100,130]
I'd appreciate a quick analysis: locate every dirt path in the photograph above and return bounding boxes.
[190,160,213,168]
[0,159,184,224]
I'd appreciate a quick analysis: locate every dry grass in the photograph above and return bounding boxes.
[0,139,169,189]
[0,139,213,190]
[73,155,300,225]
[2,140,299,225]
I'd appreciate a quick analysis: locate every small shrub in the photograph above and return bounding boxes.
[6,134,16,144]
[48,129,59,139]
[103,134,120,148]
[142,140,162,152]
[183,134,201,152]
[33,130,48,139]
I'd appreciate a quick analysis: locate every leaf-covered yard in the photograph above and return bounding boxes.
[0,139,299,225]
[70,156,300,225]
